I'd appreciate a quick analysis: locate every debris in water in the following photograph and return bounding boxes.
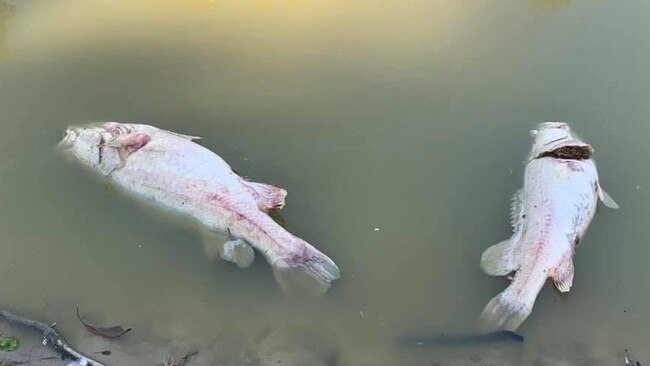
[0,337,18,351]
[0,309,105,366]
[160,351,199,366]
[76,305,132,339]
[359,310,365,319]
[625,349,643,366]
[68,357,89,366]
[373,227,380,232]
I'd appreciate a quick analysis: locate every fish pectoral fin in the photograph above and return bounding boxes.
[551,256,574,293]
[105,132,151,150]
[596,181,619,209]
[480,239,521,276]
[104,132,151,167]
[240,180,287,211]
[221,238,255,268]
[201,231,255,268]
[601,190,619,209]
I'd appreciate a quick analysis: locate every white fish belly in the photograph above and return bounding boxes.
[110,130,253,231]
[519,158,599,273]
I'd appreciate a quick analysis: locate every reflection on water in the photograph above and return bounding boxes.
[0,0,647,365]
[0,1,14,61]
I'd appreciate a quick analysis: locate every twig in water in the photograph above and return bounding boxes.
[0,309,107,366]
[76,305,131,339]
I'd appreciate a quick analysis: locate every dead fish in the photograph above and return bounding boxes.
[59,122,340,296]
[480,122,618,331]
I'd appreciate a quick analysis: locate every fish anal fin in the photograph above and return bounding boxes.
[240,180,287,211]
[480,239,521,276]
[551,254,574,293]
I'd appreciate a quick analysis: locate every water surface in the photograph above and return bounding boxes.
[0,0,648,364]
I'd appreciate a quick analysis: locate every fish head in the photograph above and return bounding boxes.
[529,122,593,159]
[59,123,126,173]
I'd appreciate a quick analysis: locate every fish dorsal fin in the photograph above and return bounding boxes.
[240,180,287,212]
[480,239,521,276]
[510,189,525,232]
[164,129,202,141]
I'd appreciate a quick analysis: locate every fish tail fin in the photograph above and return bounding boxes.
[235,209,339,296]
[479,276,543,331]
[241,180,287,211]
[273,240,341,297]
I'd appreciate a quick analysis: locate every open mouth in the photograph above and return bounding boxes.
[58,128,79,148]
[537,145,593,160]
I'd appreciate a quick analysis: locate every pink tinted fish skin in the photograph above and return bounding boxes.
[480,122,616,331]
[60,122,340,296]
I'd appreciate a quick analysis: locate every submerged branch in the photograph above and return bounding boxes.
[0,309,107,366]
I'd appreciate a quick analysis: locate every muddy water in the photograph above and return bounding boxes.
[0,0,648,365]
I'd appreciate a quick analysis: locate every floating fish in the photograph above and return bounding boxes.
[59,122,340,296]
[480,122,618,330]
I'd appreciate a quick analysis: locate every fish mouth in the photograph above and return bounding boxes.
[58,127,80,149]
[58,124,109,149]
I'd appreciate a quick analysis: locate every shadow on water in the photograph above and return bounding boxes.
[397,330,524,348]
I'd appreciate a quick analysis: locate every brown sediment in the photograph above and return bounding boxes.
[537,145,593,160]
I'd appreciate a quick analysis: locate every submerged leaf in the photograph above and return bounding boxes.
[0,337,18,351]
[76,305,132,339]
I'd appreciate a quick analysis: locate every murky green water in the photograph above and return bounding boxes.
[0,0,648,365]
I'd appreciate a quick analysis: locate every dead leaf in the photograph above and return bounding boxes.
[76,305,132,339]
